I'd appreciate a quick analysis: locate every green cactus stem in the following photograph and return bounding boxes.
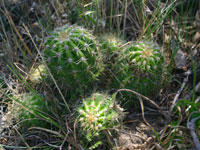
[11,92,49,128]
[125,41,163,73]
[77,93,124,143]
[43,24,103,91]
[114,41,164,97]
[98,34,125,87]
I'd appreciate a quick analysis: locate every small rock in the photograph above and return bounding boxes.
[174,50,187,69]
[193,32,200,43]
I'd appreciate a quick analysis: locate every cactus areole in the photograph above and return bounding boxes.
[43,24,102,89]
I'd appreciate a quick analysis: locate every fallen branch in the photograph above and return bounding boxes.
[187,116,200,150]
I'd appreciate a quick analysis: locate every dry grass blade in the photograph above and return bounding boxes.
[3,6,32,57]
[28,127,82,150]
[22,23,71,113]
[170,75,189,113]
[113,88,171,122]
[138,96,154,132]
[28,127,63,138]
[14,127,31,150]
[113,89,160,109]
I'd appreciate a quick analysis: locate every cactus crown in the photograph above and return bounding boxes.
[77,93,123,140]
[43,24,102,90]
[111,41,164,98]
[125,41,163,74]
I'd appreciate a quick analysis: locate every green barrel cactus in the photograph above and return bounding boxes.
[77,93,124,148]
[11,92,49,128]
[114,41,164,97]
[43,24,102,91]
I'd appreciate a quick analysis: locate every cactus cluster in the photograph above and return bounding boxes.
[77,93,124,141]
[43,24,102,90]
[28,23,164,148]
[113,41,164,96]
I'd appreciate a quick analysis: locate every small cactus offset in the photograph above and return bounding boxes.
[99,34,125,66]
[43,24,102,90]
[98,34,125,87]
[77,93,124,145]
[28,64,47,84]
[11,92,49,128]
[99,34,124,55]
[114,41,164,96]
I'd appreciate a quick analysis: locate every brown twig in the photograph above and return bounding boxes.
[113,88,159,109]
[3,6,32,57]
[187,116,200,150]
[138,96,154,131]
[113,88,171,122]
